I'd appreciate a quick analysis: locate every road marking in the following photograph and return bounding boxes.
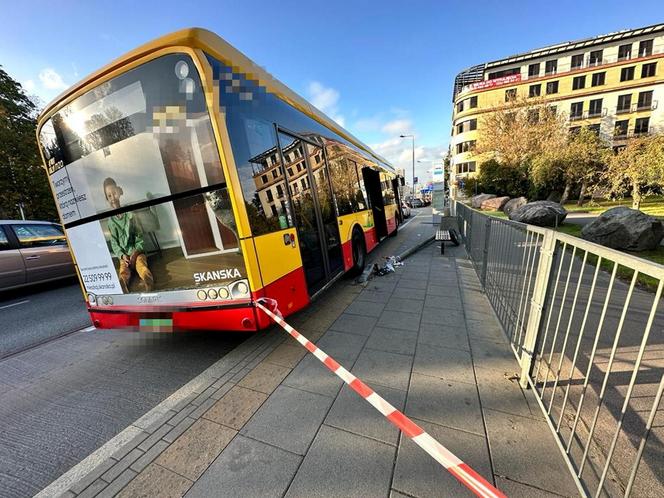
[0,300,29,310]
[256,298,506,498]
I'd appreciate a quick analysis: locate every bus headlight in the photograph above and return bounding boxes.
[88,293,96,305]
[218,287,229,299]
[197,290,207,301]
[207,288,218,300]
[231,280,250,299]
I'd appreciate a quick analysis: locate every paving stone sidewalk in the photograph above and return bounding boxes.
[49,215,579,498]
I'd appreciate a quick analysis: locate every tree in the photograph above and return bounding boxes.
[476,96,568,170]
[605,134,664,210]
[0,66,57,220]
[531,127,611,205]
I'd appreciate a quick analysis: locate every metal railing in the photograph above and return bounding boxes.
[453,201,664,498]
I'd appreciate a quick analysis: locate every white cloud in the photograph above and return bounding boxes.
[381,118,412,135]
[39,68,68,90]
[307,81,345,127]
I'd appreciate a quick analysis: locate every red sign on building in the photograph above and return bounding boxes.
[468,73,521,91]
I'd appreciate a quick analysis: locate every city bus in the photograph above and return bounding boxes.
[36,28,402,332]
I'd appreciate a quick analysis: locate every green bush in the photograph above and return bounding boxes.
[476,159,530,198]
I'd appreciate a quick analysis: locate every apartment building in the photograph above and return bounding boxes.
[450,23,664,197]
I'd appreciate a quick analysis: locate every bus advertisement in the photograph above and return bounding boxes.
[37,29,401,332]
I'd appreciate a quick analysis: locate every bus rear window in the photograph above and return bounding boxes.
[39,53,224,224]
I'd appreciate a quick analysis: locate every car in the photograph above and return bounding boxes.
[411,198,424,208]
[0,220,76,292]
[401,202,411,219]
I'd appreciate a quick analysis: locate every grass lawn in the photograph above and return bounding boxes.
[563,195,664,219]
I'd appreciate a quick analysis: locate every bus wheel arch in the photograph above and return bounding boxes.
[349,225,366,276]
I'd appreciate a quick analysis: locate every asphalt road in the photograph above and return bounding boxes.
[0,282,247,498]
[0,278,91,359]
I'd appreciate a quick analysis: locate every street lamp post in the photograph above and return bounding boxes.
[400,134,415,202]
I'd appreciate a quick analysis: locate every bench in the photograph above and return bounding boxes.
[435,228,459,254]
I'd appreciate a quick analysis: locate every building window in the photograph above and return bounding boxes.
[635,117,650,135]
[301,178,306,189]
[591,72,605,86]
[505,88,517,102]
[261,174,268,184]
[546,80,559,94]
[276,184,284,198]
[545,59,557,75]
[589,50,603,66]
[571,54,584,70]
[572,75,585,90]
[457,161,476,174]
[266,189,274,202]
[270,205,278,217]
[488,67,520,80]
[527,109,539,124]
[570,102,583,119]
[528,63,540,78]
[637,91,653,110]
[456,120,475,134]
[569,126,581,136]
[587,124,600,136]
[455,140,476,154]
[272,169,278,179]
[456,101,464,113]
[614,120,628,137]
[588,98,603,117]
[638,39,653,58]
[528,84,541,97]
[641,62,657,78]
[617,94,632,113]
[618,43,632,61]
[546,105,557,117]
[469,96,478,108]
[287,167,293,176]
[621,66,635,81]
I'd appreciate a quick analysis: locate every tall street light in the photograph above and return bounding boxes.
[400,134,415,201]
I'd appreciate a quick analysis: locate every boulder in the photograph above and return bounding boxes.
[481,196,510,211]
[581,207,664,251]
[471,193,496,209]
[503,197,528,217]
[509,201,568,227]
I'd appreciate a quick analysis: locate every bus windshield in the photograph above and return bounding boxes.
[38,53,248,304]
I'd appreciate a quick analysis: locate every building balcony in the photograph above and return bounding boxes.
[570,108,608,121]
[615,100,658,115]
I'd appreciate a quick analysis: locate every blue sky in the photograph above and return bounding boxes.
[2,0,662,180]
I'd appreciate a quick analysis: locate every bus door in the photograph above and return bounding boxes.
[391,177,402,221]
[362,167,388,239]
[276,130,343,295]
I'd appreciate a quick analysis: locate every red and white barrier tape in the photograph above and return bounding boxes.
[255,298,506,498]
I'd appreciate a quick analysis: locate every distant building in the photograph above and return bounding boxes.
[450,23,664,197]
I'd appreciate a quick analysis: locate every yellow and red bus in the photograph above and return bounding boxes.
[36,28,402,332]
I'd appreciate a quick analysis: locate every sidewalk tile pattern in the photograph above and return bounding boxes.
[51,216,578,498]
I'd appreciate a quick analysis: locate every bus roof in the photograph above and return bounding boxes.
[38,27,394,174]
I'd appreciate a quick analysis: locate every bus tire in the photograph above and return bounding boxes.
[389,216,399,237]
[349,227,366,276]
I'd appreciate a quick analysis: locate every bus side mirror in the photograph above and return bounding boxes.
[400,177,405,186]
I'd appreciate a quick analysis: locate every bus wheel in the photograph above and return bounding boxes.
[349,228,366,276]
[389,217,399,237]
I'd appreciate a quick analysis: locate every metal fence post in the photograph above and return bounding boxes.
[480,216,491,288]
[519,229,557,389]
